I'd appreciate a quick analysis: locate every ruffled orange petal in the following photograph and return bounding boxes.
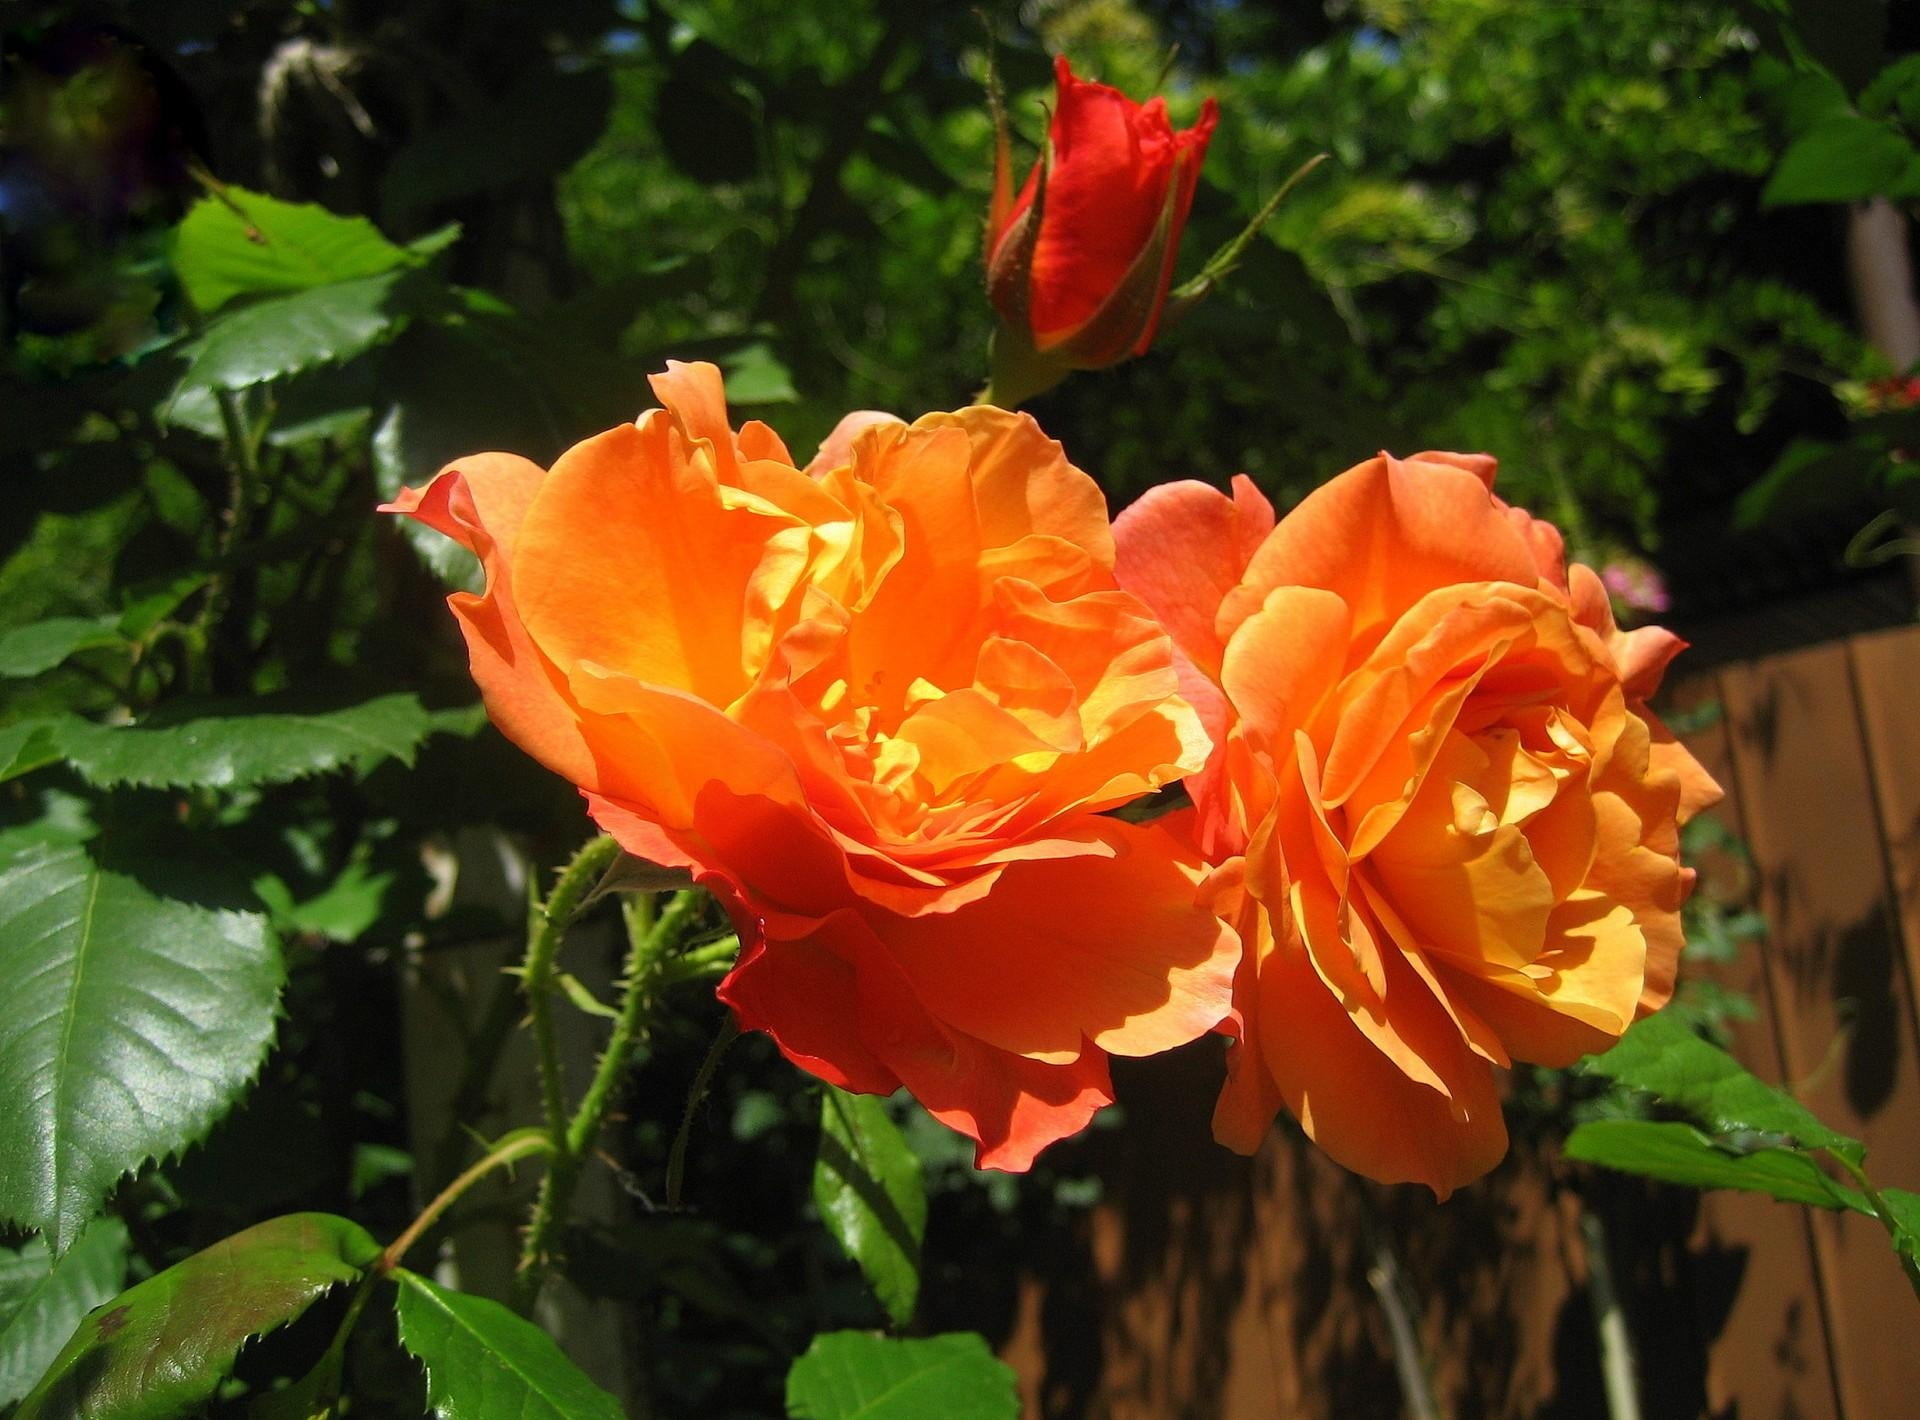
[912,406,1115,567]
[1113,473,1275,679]
[1248,913,1509,1197]
[1224,453,1541,650]
[793,909,1117,1170]
[878,815,1237,1063]
[383,454,625,794]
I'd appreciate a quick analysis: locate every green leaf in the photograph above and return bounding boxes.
[14,1213,378,1420]
[172,188,415,315]
[1763,115,1920,205]
[720,342,800,405]
[0,1219,129,1407]
[785,1332,1019,1420]
[392,1268,626,1420]
[115,574,211,641]
[0,843,283,1248]
[1879,1187,1920,1261]
[0,618,125,679]
[1577,1013,1860,1159]
[1862,54,1920,126]
[51,693,435,791]
[813,1089,925,1328]
[0,720,62,784]
[253,858,397,943]
[173,272,419,395]
[1564,1119,1868,1212]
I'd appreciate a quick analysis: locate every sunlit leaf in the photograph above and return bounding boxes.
[50,693,435,791]
[813,1089,925,1328]
[785,1332,1018,1420]
[0,844,283,1247]
[0,1219,128,1407]
[173,273,420,395]
[392,1268,626,1420]
[1564,1119,1867,1212]
[14,1213,378,1420]
[1577,1013,1860,1159]
[172,188,415,315]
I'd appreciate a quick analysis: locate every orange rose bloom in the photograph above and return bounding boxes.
[384,362,1238,1169]
[1114,452,1721,1194]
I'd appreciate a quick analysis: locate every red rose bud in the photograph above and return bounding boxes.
[985,55,1218,405]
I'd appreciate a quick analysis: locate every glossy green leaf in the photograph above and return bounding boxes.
[14,1213,378,1420]
[1763,115,1920,205]
[172,187,415,315]
[1564,1120,1868,1212]
[785,1332,1019,1420]
[1578,1013,1861,1159]
[173,272,418,395]
[0,1219,129,1407]
[813,1088,925,1328]
[0,618,125,679]
[0,844,283,1247]
[392,1268,626,1420]
[50,693,435,791]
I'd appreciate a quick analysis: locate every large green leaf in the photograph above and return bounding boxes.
[172,187,419,315]
[0,844,283,1247]
[49,693,435,791]
[0,619,125,679]
[14,1213,378,1420]
[813,1089,925,1327]
[392,1268,626,1420]
[1563,1120,1868,1212]
[1577,1013,1859,1159]
[173,273,420,395]
[0,1219,129,1407]
[1763,115,1920,205]
[785,1332,1019,1420]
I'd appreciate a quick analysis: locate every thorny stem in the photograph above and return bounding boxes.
[378,1128,552,1274]
[566,890,702,1158]
[515,887,704,1301]
[521,836,623,1157]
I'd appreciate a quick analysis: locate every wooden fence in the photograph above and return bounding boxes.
[995,622,1920,1419]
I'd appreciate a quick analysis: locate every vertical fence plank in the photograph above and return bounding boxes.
[1719,643,1920,1420]
[1669,671,1843,1420]
[1847,624,1920,1076]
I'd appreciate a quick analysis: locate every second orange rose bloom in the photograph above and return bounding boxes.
[1116,452,1721,1195]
